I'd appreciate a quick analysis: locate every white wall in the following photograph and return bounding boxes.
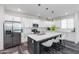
[74,12,79,43]
[0,6,5,50]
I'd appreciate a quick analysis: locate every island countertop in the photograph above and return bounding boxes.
[27,32,61,42]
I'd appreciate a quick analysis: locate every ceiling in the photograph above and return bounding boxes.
[2,4,79,19]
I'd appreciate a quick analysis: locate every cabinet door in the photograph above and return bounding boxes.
[28,37,35,54]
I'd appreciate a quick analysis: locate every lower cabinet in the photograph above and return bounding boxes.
[28,37,40,54]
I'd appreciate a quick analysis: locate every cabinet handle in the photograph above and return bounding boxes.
[32,40,34,43]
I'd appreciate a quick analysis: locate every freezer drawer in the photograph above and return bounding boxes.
[12,32,21,47]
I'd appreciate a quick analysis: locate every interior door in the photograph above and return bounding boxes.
[4,21,13,49]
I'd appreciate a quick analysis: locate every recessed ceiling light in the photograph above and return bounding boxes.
[17,8,21,12]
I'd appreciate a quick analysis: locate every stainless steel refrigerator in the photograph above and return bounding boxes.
[3,21,22,49]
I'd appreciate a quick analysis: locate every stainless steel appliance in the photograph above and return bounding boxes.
[32,24,40,34]
[3,21,22,49]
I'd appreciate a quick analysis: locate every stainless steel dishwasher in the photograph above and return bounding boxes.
[3,21,22,49]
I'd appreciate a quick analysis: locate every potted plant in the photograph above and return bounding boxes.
[50,25,57,31]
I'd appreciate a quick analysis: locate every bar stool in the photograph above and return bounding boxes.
[53,36,60,51]
[41,36,61,53]
[41,39,55,53]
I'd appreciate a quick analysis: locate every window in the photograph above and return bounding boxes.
[61,18,74,29]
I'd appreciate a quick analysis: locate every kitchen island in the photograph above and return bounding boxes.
[27,32,61,54]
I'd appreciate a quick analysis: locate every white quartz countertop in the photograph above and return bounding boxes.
[27,32,61,42]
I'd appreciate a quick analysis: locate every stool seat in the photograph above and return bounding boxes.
[42,39,54,47]
[41,36,60,47]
